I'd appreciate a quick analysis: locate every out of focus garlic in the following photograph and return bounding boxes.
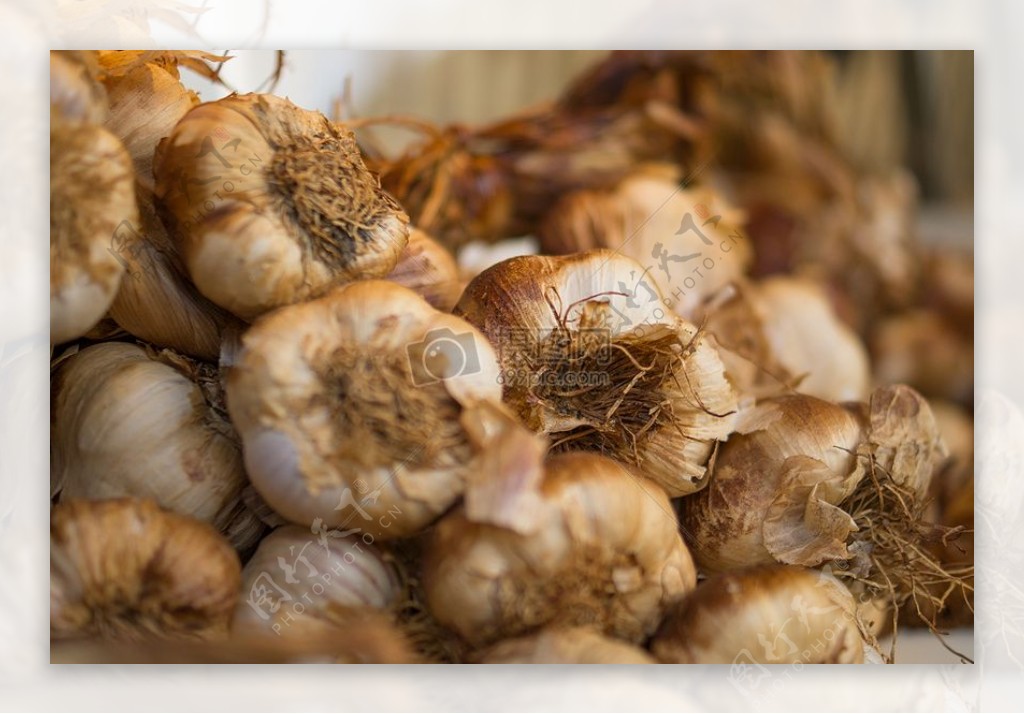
[681,385,958,631]
[386,228,462,311]
[50,51,107,124]
[154,94,409,319]
[107,187,245,361]
[51,498,241,640]
[476,626,655,664]
[455,250,739,497]
[233,526,401,639]
[423,450,697,647]
[226,280,503,539]
[539,164,752,319]
[50,111,135,344]
[707,276,870,402]
[652,565,865,664]
[52,342,261,550]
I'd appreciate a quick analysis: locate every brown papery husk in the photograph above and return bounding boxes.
[50,51,107,124]
[385,227,462,312]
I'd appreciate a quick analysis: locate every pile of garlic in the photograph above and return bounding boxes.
[49,50,972,665]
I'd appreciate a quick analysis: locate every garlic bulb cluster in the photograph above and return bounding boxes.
[476,626,655,664]
[233,526,401,638]
[386,228,462,311]
[456,249,739,496]
[681,385,950,619]
[539,164,752,319]
[423,451,696,647]
[226,280,503,539]
[50,111,135,344]
[51,498,241,641]
[155,93,410,319]
[707,276,870,402]
[52,342,261,550]
[652,565,865,664]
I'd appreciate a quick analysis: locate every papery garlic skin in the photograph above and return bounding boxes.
[423,452,696,647]
[226,280,503,539]
[108,188,245,361]
[476,626,655,664]
[652,565,864,664]
[155,94,409,319]
[233,526,401,638]
[50,114,134,344]
[539,165,752,319]
[52,342,257,549]
[51,498,241,640]
[386,228,462,311]
[50,51,107,124]
[456,250,739,496]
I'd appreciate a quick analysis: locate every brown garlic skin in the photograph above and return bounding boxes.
[386,228,462,311]
[455,249,739,497]
[475,626,655,664]
[681,386,946,579]
[423,452,696,647]
[51,342,260,551]
[50,112,135,344]
[652,565,865,664]
[233,526,402,639]
[51,498,241,641]
[226,280,503,540]
[154,93,409,320]
[50,51,107,124]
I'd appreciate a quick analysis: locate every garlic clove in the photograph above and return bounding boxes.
[651,565,865,664]
[386,228,462,312]
[50,113,134,344]
[423,451,696,647]
[51,342,260,551]
[475,626,655,664]
[226,280,503,539]
[155,94,410,320]
[50,51,107,124]
[233,525,401,639]
[455,249,739,496]
[51,498,241,641]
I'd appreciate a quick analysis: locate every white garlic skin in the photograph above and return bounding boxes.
[52,343,249,541]
[233,526,401,638]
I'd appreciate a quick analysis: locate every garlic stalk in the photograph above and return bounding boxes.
[386,228,462,311]
[423,449,697,647]
[155,94,410,319]
[226,280,503,539]
[51,498,241,641]
[233,526,401,639]
[476,626,655,664]
[107,186,246,361]
[652,565,865,664]
[455,249,740,496]
[52,342,261,551]
[50,111,135,344]
[539,164,752,319]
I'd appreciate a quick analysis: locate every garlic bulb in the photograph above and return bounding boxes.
[154,94,410,319]
[233,526,401,638]
[107,187,246,361]
[50,112,134,344]
[423,451,697,647]
[652,565,865,664]
[51,498,241,640]
[476,626,655,664]
[455,249,739,496]
[50,51,106,124]
[386,228,462,311]
[52,342,260,550]
[539,164,752,319]
[97,51,209,191]
[681,385,955,627]
[707,276,870,402]
[226,280,503,539]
